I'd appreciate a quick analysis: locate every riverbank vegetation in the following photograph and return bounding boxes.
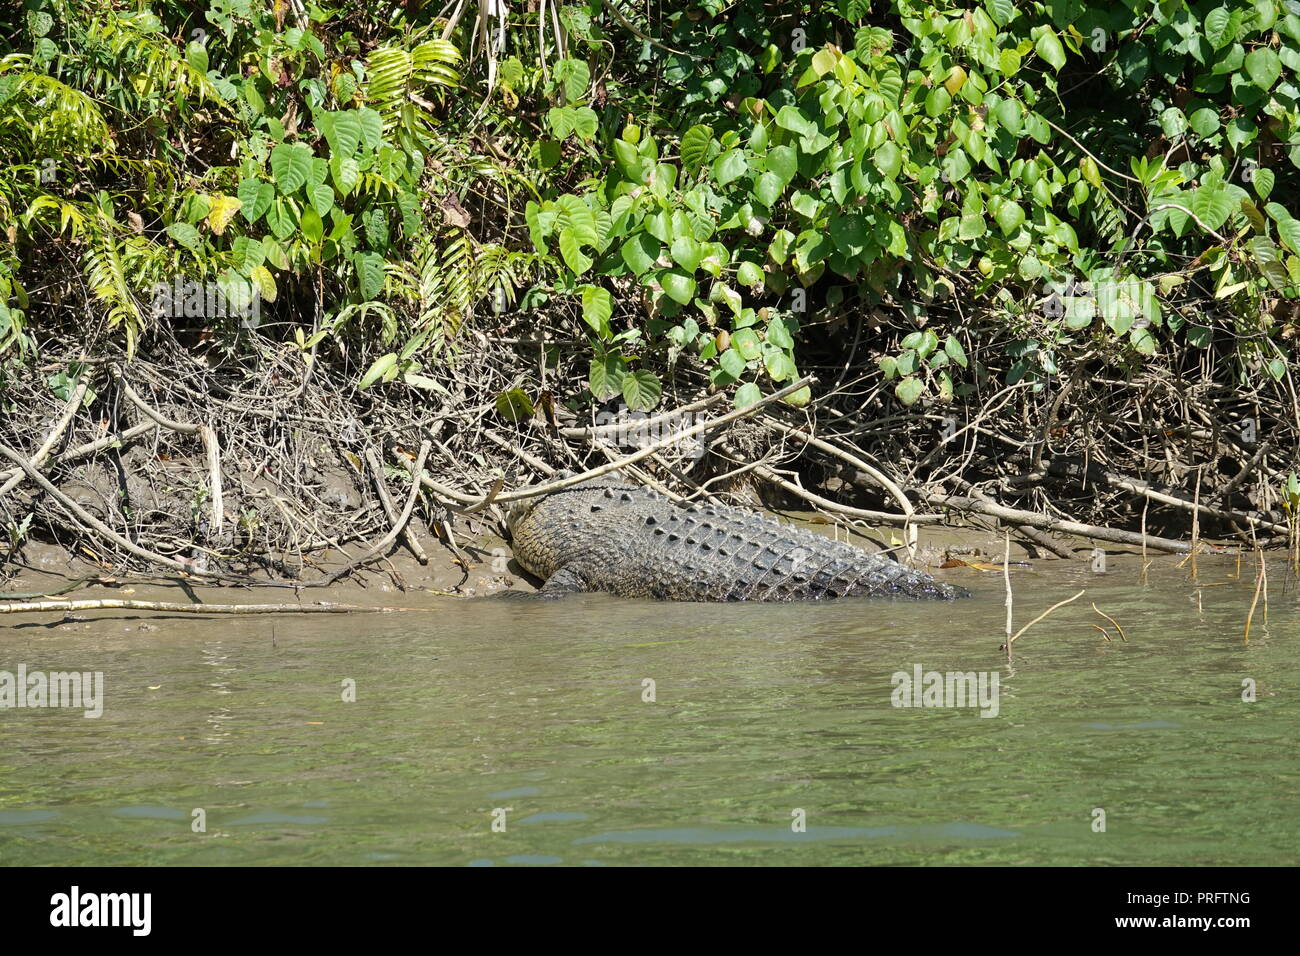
[2,0,1300,586]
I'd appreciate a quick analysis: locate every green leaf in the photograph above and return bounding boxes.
[270,142,313,195]
[559,227,593,274]
[581,285,613,338]
[495,388,535,422]
[713,149,748,186]
[331,156,360,195]
[1253,167,1275,200]
[944,335,968,368]
[621,370,662,411]
[1245,47,1281,90]
[681,125,713,174]
[985,0,1015,27]
[621,233,659,275]
[589,353,627,400]
[353,251,385,300]
[775,105,816,137]
[924,86,951,116]
[327,111,363,157]
[1267,202,1300,252]
[661,271,697,305]
[237,179,274,223]
[1188,107,1220,138]
[166,222,201,251]
[670,235,702,272]
[873,140,902,179]
[309,184,335,217]
[766,145,798,184]
[733,382,762,408]
[1204,7,1234,50]
[737,260,765,287]
[764,348,797,382]
[995,200,1025,235]
[731,327,761,360]
[1035,30,1066,71]
[753,171,784,206]
[300,206,324,243]
[612,139,642,178]
[359,353,397,390]
[895,376,924,405]
[719,347,746,378]
[1191,184,1234,231]
[766,316,794,349]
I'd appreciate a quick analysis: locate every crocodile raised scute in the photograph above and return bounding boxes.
[507,477,970,601]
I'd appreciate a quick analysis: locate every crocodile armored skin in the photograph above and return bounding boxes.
[506,477,969,601]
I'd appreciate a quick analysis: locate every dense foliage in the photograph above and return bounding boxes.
[2,0,1299,414]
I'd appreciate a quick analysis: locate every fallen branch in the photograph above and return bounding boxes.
[0,599,421,616]
[1047,460,1290,536]
[760,417,920,544]
[1092,603,1128,642]
[963,484,1075,559]
[109,366,201,434]
[317,440,431,585]
[1,576,96,601]
[0,440,248,583]
[412,375,818,510]
[0,379,88,500]
[199,424,223,539]
[752,464,942,525]
[365,446,428,565]
[923,492,1199,553]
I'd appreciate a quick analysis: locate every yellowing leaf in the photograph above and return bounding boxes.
[207,195,243,235]
[250,265,278,302]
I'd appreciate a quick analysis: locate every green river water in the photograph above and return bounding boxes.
[1,553,1297,866]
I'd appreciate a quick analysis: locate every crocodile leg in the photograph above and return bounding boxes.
[539,565,587,598]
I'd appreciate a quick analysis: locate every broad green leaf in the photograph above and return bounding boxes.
[754,171,784,206]
[1191,185,1234,231]
[581,285,613,338]
[353,251,385,300]
[270,142,313,194]
[621,233,659,275]
[670,235,702,272]
[237,179,274,223]
[1204,7,1234,50]
[621,370,662,411]
[359,353,397,389]
[681,125,713,174]
[719,347,746,378]
[713,149,748,186]
[995,200,1025,234]
[589,353,627,400]
[873,140,902,179]
[734,382,762,407]
[731,327,761,359]
[766,145,798,184]
[895,376,924,405]
[1245,47,1281,90]
[166,222,201,250]
[496,388,535,422]
[1035,30,1066,71]
[661,271,697,304]
[1253,166,1275,199]
[559,226,592,274]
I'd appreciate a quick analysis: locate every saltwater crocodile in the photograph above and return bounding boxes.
[506,476,969,602]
